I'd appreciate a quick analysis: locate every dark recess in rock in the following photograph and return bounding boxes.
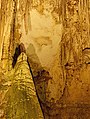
[12,43,26,68]
[27,58,34,78]
[82,47,90,51]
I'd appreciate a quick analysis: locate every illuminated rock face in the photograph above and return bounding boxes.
[0,0,90,119]
[0,52,44,119]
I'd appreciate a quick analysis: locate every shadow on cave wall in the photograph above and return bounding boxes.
[26,43,43,76]
[26,43,52,85]
[26,43,52,117]
[12,43,26,68]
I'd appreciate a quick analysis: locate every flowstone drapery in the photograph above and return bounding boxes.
[0,0,90,119]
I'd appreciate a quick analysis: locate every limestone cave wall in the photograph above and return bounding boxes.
[0,0,90,119]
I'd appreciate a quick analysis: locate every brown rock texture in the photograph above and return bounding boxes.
[0,0,90,119]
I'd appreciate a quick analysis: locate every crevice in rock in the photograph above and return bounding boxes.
[12,43,26,68]
[82,47,90,51]
[27,58,34,78]
[12,45,21,68]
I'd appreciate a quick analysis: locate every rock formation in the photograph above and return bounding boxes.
[0,0,90,119]
[0,47,44,119]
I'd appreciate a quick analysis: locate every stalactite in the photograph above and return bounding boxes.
[62,0,66,26]
[78,0,81,17]
[24,0,32,34]
[87,0,90,45]
[80,0,83,21]
[8,0,17,70]
[57,0,62,23]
